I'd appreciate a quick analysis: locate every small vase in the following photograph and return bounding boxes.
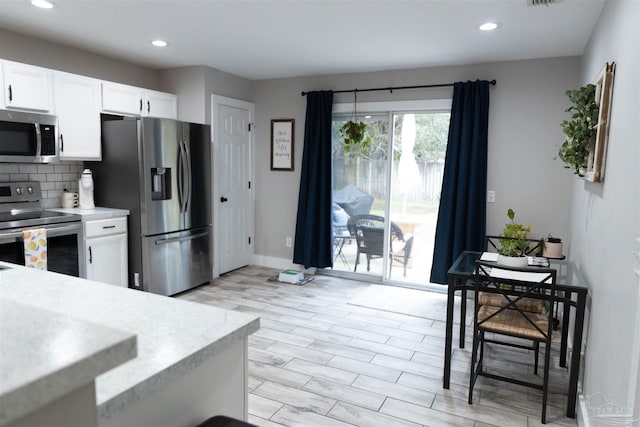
[543,242,563,259]
[497,254,528,268]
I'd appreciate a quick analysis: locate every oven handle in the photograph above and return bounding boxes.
[0,223,82,243]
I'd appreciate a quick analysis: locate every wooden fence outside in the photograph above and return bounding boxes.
[333,158,445,202]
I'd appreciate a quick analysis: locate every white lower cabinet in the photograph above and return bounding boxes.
[85,217,128,287]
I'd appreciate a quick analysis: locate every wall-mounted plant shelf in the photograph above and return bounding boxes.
[558,62,615,183]
[584,62,615,182]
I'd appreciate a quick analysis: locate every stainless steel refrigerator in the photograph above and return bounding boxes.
[91,117,212,296]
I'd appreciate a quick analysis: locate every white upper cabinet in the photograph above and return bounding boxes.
[144,89,178,119]
[102,82,177,119]
[101,81,143,116]
[2,61,53,112]
[54,71,102,160]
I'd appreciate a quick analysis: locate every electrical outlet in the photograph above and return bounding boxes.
[487,190,496,203]
[286,237,292,248]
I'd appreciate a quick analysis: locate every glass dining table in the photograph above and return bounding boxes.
[444,250,589,418]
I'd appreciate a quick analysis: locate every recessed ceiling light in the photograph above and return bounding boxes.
[479,22,500,31]
[151,40,168,47]
[31,0,54,9]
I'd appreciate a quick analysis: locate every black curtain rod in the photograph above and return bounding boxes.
[301,79,496,96]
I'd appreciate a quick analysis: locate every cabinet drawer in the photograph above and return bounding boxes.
[85,217,127,238]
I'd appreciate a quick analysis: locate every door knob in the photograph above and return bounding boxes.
[220,197,228,203]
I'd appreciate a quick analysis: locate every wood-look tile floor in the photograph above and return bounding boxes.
[178,266,577,427]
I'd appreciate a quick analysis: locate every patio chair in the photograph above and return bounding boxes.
[332,203,352,267]
[347,214,414,277]
[469,261,557,424]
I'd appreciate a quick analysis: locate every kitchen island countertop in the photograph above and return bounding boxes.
[0,299,137,426]
[0,262,260,424]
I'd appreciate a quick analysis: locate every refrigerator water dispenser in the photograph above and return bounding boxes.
[151,168,171,200]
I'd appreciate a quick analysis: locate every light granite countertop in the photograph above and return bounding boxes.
[0,299,137,426]
[0,262,260,423]
[48,207,130,220]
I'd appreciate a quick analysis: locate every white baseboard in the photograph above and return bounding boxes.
[251,255,316,274]
[577,394,590,427]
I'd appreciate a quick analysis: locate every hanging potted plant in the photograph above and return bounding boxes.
[340,91,371,153]
[497,209,532,268]
[557,83,599,176]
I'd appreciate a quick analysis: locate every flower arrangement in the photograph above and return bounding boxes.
[498,209,532,258]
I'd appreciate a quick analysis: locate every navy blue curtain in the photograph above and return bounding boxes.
[429,80,490,284]
[293,91,334,268]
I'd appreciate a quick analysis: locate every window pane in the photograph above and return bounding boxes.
[331,114,389,276]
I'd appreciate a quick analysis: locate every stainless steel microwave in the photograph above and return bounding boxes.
[0,109,59,163]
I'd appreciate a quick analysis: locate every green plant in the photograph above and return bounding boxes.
[499,209,532,257]
[339,91,372,153]
[340,120,371,152]
[558,83,599,176]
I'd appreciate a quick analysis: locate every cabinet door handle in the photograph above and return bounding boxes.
[88,246,93,264]
[8,85,12,102]
[139,99,143,112]
[102,225,116,229]
[60,134,64,152]
[220,197,228,203]
[147,100,151,113]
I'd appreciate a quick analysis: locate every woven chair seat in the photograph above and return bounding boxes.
[478,291,544,313]
[478,305,548,340]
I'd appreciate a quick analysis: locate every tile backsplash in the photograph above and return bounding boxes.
[0,162,84,208]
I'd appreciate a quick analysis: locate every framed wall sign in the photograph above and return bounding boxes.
[271,119,295,171]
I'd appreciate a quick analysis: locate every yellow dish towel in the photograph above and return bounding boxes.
[23,228,47,270]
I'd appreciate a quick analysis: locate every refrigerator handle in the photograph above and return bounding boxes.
[154,230,209,245]
[179,139,189,214]
[177,140,184,212]
[184,139,192,214]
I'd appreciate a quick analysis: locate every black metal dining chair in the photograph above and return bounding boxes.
[469,260,557,424]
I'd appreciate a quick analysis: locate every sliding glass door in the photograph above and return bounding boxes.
[329,101,450,285]
[331,113,390,278]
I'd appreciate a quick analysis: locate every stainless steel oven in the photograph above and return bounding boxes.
[0,181,84,277]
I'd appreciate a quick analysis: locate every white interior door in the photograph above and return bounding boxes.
[217,102,252,274]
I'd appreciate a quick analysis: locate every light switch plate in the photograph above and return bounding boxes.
[487,191,496,203]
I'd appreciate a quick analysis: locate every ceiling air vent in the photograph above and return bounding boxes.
[527,0,563,6]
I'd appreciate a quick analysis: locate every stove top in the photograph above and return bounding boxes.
[0,210,82,230]
[0,181,82,230]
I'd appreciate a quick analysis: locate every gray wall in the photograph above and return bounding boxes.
[158,66,208,124]
[158,66,253,124]
[0,29,158,89]
[252,57,580,261]
[571,0,640,419]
